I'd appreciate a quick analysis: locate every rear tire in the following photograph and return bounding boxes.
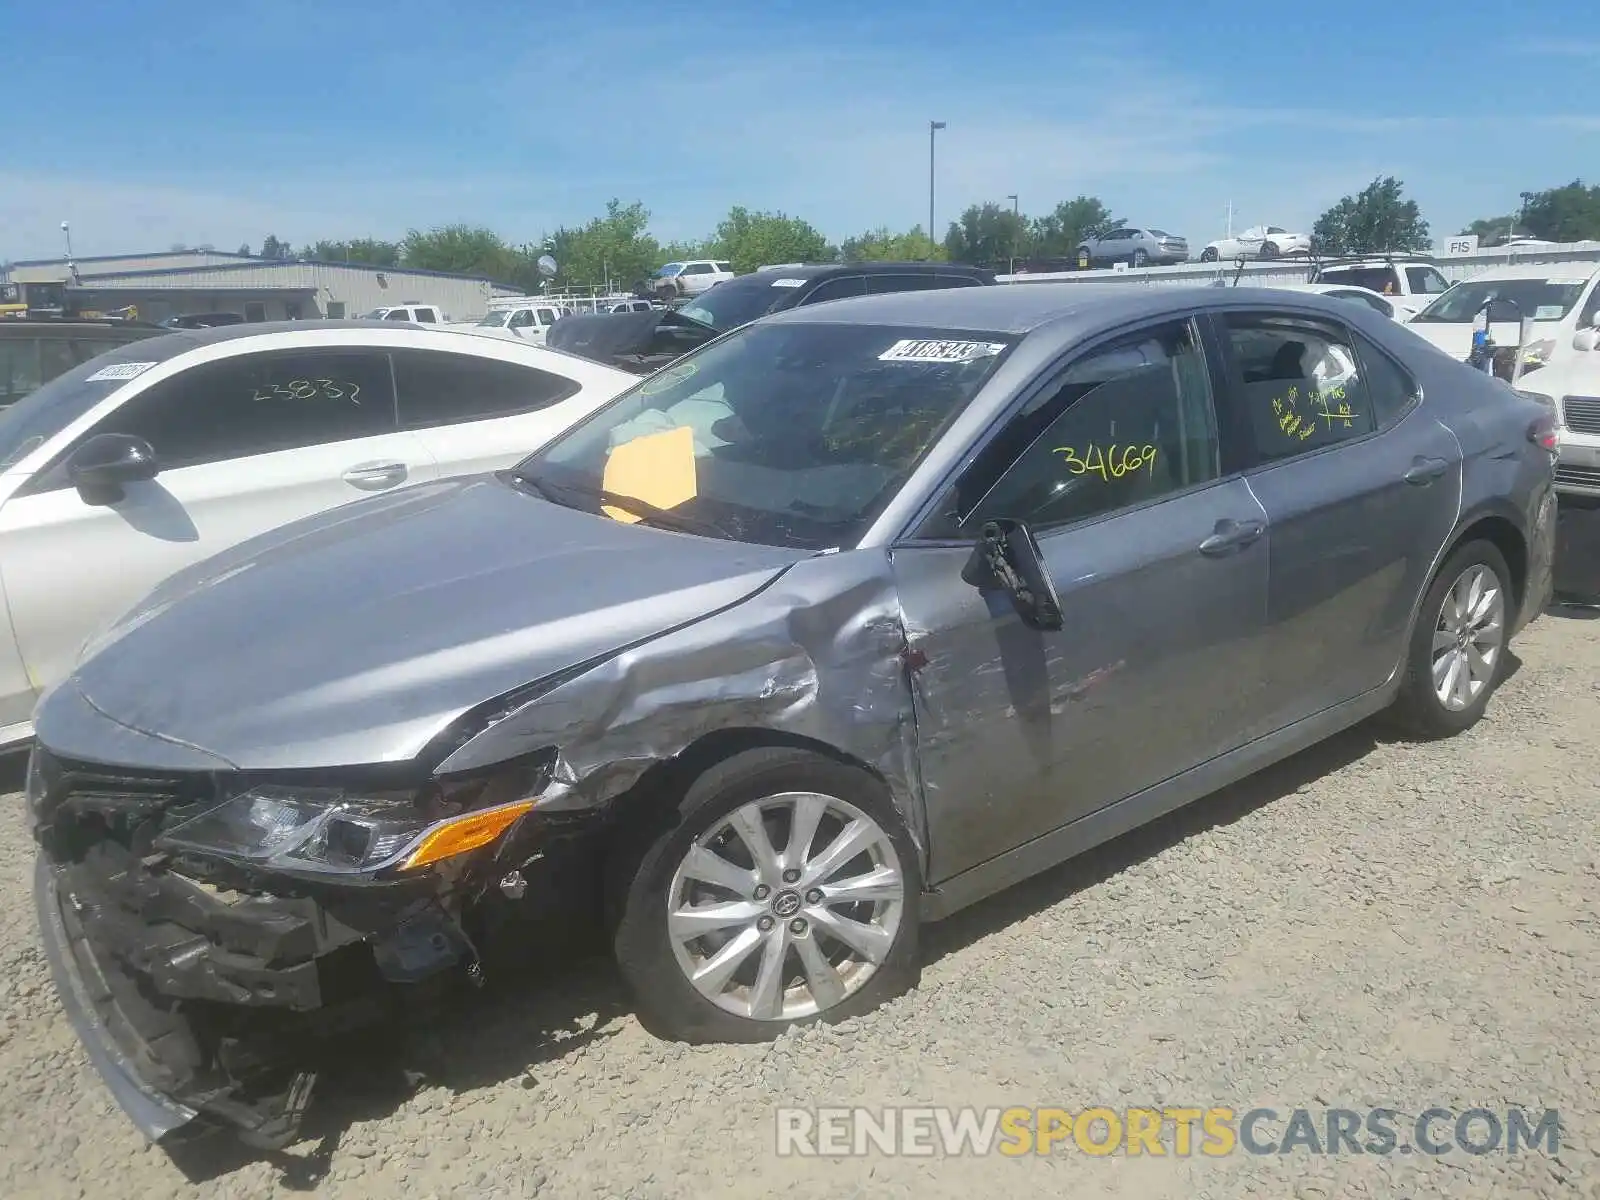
[1132,249,1150,267]
[1200,247,1219,262]
[1387,539,1513,739]
[610,747,922,1044]
[1261,241,1280,259]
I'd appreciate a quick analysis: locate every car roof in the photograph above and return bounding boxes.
[1458,262,1600,282]
[763,282,1202,333]
[763,282,1388,337]
[740,261,993,282]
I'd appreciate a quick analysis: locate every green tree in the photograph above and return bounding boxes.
[1518,181,1600,243]
[400,224,520,279]
[542,199,663,291]
[258,234,293,260]
[236,242,251,256]
[1311,177,1430,255]
[943,202,1030,267]
[838,225,944,262]
[708,207,834,273]
[302,238,403,266]
[1028,196,1118,259]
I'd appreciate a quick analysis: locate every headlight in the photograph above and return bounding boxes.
[155,770,542,877]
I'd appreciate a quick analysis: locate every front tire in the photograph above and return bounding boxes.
[1200,247,1219,262]
[1261,241,1280,259]
[611,747,922,1043]
[1388,540,1513,738]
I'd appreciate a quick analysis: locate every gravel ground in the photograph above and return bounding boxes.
[1,604,1597,1199]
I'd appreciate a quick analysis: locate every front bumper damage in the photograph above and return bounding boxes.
[28,752,493,1147]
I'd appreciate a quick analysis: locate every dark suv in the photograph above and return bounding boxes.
[0,318,166,410]
[676,261,996,333]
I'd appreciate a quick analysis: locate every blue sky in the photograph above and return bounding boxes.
[2,0,1595,261]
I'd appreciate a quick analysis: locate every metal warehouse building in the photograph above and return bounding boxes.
[3,251,520,323]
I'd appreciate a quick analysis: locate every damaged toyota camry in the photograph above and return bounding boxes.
[29,285,1557,1147]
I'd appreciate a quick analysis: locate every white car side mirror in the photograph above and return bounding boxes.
[1573,328,1599,352]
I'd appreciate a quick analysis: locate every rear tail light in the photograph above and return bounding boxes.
[1528,413,1560,451]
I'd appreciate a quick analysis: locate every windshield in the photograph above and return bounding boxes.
[1412,277,1587,323]
[0,337,189,471]
[1406,266,1451,295]
[359,308,389,319]
[679,277,798,332]
[477,310,510,328]
[656,263,684,278]
[515,321,1017,550]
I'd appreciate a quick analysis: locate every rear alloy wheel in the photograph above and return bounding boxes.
[1261,241,1280,259]
[1389,540,1512,738]
[612,748,920,1042]
[1132,248,1150,267]
[1200,247,1220,262]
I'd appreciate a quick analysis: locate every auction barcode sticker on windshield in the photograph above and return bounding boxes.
[879,339,1006,363]
[770,278,806,288]
[85,361,158,382]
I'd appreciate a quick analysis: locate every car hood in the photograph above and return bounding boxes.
[37,474,808,771]
[1405,318,1565,357]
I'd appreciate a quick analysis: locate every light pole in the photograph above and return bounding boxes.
[928,120,946,259]
[1006,193,1019,274]
[60,221,73,263]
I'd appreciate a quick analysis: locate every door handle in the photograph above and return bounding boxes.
[1403,456,1450,486]
[1198,517,1265,556]
[342,461,408,490]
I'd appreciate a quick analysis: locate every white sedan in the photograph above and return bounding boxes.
[1200,225,1313,261]
[0,321,635,748]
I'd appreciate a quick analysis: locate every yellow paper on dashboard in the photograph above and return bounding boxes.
[600,424,698,523]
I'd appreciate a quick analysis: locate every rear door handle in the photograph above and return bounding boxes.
[342,461,408,490]
[1198,517,1265,556]
[1404,456,1450,486]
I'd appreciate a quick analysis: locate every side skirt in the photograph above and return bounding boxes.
[920,682,1396,922]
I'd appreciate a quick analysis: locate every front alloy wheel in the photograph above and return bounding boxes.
[611,747,921,1042]
[668,792,905,1021]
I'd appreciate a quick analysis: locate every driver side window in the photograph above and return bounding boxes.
[923,319,1221,537]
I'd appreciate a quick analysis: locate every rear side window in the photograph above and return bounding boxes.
[536,308,558,325]
[85,348,399,470]
[802,276,867,304]
[1352,332,1418,429]
[1321,266,1400,295]
[1222,314,1377,463]
[865,274,945,294]
[392,348,581,428]
[414,308,437,323]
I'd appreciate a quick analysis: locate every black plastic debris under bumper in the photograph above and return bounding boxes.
[34,856,200,1143]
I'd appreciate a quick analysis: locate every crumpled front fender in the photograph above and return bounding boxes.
[433,549,929,865]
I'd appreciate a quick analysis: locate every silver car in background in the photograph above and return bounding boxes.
[29,285,1557,1148]
[1076,226,1190,269]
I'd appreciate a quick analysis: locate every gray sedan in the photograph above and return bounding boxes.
[28,285,1558,1147]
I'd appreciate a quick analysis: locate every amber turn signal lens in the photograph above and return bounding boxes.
[400,799,536,870]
